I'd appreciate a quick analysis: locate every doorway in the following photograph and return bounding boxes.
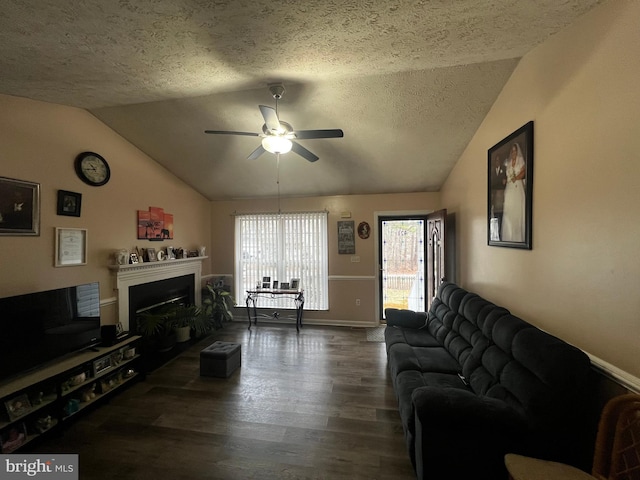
[377,210,448,321]
[378,215,427,320]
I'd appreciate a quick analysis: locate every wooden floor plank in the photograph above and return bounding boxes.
[34,322,415,479]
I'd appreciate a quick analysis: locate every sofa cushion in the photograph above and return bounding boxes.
[384,325,440,353]
[388,343,460,379]
[385,308,428,329]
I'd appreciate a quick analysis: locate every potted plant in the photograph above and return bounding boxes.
[202,282,235,329]
[171,304,215,341]
[136,307,178,352]
[171,304,201,343]
[138,303,214,346]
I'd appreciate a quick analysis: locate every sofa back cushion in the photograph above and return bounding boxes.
[428,282,591,427]
[385,308,428,329]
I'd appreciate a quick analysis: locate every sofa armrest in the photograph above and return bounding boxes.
[385,308,428,329]
[412,386,526,432]
[412,387,528,479]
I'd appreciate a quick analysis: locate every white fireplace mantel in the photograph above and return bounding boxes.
[109,257,207,331]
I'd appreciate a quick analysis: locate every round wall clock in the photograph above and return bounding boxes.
[74,152,111,186]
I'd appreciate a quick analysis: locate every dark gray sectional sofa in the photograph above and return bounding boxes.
[385,282,592,479]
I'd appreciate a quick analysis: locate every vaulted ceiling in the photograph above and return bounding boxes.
[0,0,603,200]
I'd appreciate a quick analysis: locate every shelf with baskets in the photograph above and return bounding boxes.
[0,336,141,453]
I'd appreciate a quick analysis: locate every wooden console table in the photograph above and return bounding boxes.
[245,290,305,332]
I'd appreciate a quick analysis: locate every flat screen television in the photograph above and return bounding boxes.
[0,282,102,382]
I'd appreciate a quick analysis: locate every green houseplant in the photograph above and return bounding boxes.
[202,283,234,329]
[137,303,212,348]
[136,306,178,352]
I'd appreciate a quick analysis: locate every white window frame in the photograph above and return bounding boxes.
[234,211,328,310]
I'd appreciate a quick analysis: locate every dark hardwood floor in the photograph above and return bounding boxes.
[36,322,416,479]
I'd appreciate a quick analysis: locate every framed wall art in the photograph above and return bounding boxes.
[338,220,355,254]
[137,206,174,240]
[57,190,82,217]
[55,227,87,267]
[487,121,534,249]
[0,176,40,236]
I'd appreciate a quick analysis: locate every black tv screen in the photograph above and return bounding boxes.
[0,282,102,382]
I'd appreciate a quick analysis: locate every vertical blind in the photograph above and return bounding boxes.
[235,211,328,310]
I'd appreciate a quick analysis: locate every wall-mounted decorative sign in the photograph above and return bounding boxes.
[137,206,174,240]
[0,176,40,236]
[338,220,355,254]
[487,121,534,249]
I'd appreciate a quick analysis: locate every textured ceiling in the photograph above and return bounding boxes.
[0,0,604,200]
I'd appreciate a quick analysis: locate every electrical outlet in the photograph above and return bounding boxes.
[356,299,361,306]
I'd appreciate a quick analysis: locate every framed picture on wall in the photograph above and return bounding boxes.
[0,177,40,236]
[54,228,87,267]
[56,190,82,217]
[487,121,534,249]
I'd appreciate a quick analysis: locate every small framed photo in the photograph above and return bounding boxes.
[57,190,82,217]
[93,356,112,376]
[110,350,123,366]
[262,276,271,289]
[280,282,290,290]
[272,280,279,290]
[54,227,87,267]
[145,248,157,262]
[290,278,300,291]
[4,394,32,421]
[130,252,139,264]
[0,176,40,236]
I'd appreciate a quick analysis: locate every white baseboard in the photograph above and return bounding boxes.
[587,352,640,394]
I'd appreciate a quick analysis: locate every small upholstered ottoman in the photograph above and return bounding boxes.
[200,341,241,378]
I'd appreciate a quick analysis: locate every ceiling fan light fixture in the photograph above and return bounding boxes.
[262,136,292,154]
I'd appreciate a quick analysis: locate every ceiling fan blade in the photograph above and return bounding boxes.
[291,141,319,162]
[259,105,282,132]
[247,144,266,160]
[293,129,344,139]
[204,130,259,136]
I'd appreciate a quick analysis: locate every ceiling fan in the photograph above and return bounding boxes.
[204,84,344,162]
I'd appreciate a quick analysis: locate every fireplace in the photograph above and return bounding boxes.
[109,258,205,332]
[128,274,195,335]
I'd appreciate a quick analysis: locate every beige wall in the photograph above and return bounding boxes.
[0,94,212,324]
[441,0,640,382]
[210,192,440,325]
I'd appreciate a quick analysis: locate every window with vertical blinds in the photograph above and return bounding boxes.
[235,211,328,310]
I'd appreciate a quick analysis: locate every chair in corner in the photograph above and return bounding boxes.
[505,393,640,480]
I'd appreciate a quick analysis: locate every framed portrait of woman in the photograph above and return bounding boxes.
[487,121,534,249]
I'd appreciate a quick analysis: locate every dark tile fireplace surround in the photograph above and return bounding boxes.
[128,274,195,335]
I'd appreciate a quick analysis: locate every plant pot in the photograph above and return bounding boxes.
[175,326,191,343]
